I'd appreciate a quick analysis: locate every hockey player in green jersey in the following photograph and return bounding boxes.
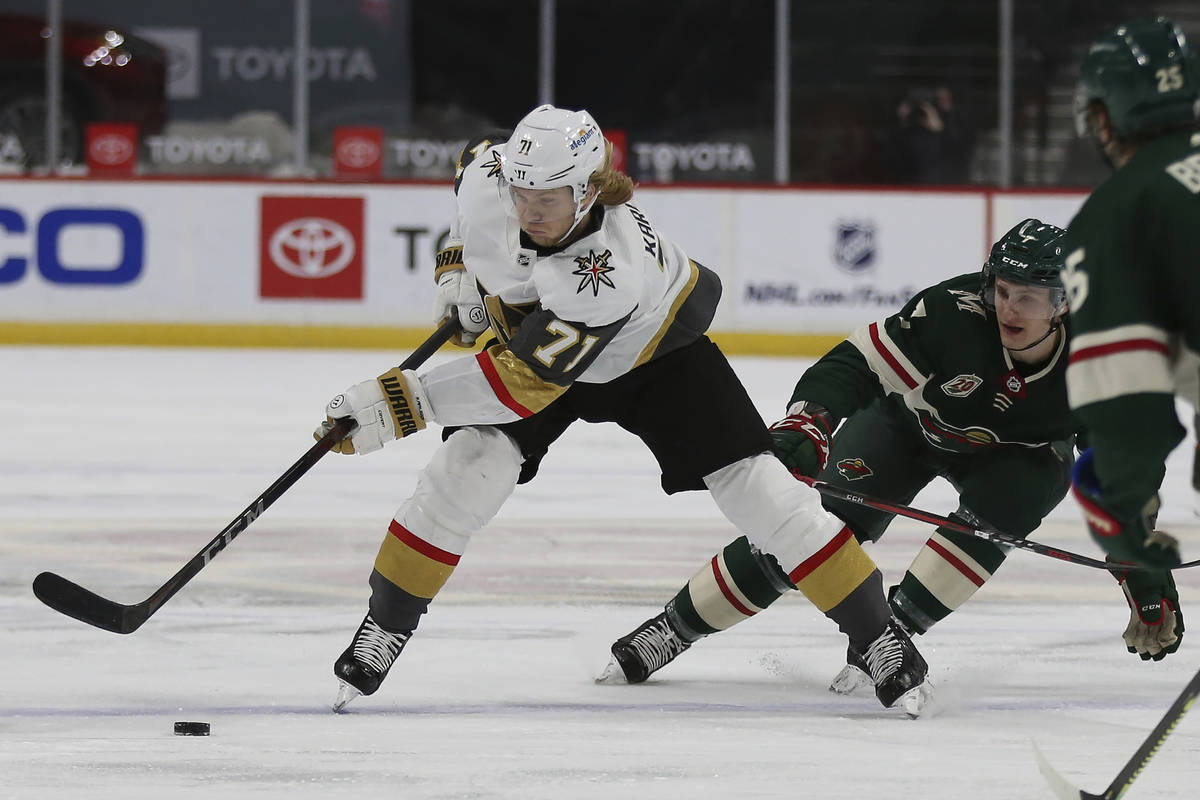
[1064,18,1199,665]
[601,218,1185,708]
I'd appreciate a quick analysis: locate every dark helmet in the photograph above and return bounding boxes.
[981,219,1067,316]
[1074,17,1200,140]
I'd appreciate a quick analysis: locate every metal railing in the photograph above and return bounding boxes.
[3,0,1170,186]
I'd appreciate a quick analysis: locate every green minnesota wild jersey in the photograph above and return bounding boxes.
[791,273,1078,454]
[1064,129,1200,516]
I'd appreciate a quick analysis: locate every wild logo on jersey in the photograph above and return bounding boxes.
[836,457,873,481]
[948,289,987,318]
[572,249,616,296]
[917,410,999,450]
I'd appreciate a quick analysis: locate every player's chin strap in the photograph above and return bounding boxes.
[549,189,600,246]
[1005,313,1065,354]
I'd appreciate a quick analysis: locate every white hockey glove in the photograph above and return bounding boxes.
[315,368,430,455]
[433,245,488,347]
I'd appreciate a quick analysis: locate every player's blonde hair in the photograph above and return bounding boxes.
[590,139,635,206]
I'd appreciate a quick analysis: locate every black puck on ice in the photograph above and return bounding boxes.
[173,721,210,736]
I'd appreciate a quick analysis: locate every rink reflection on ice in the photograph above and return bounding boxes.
[2,346,1198,799]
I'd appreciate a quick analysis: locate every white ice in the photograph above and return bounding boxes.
[2,345,1198,799]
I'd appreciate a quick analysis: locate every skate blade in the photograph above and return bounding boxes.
[332,679,362,713]
[898,681,934,719]
[594,657,629,684]
[828,664,872,695]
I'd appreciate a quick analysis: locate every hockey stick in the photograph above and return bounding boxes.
[800,477,1200,571]
[796,476,1188,571]
[1033,666,1200,799]
[32,316,462,634]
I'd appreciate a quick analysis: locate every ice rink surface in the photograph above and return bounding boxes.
[3,344,1199,799]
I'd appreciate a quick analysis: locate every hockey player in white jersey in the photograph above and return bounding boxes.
[315,104,931,714]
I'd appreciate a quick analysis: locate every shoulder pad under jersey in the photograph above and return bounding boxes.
[453,130,510,195]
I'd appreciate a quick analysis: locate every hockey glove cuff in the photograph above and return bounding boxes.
[1071,448,1180,568]
[769,402,835,479]
[433,247,488,347]
[316,368,430,455]
[1107,557,1185,661]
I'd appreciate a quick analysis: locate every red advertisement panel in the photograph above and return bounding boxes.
[333,126,384,179]
[86,124,138,176]
[259,196,364,299]
[605,128,627,174]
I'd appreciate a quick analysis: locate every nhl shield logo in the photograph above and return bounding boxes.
[1003,370,1026,396]
[833,221,875,273]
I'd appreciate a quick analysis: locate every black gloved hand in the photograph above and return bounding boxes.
[768,402,834,479]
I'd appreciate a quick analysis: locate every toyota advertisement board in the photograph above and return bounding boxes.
[85,125,140,176]
[0,180,452,326]
[0,178,1088,342]
[260,196,365,299]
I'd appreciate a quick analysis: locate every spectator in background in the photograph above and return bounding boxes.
[891,86,970,184]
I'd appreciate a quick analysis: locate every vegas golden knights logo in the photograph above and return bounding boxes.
[483,151,504,179]
[571,249,616,296]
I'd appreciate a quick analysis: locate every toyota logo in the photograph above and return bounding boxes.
[336,136,380,169]
[91,134,133,165]
[268,217,356,278]
[165,44,193,83]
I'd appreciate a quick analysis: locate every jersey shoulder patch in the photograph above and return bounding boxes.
[919,273,987,320]
[454,130,511,195]
[945,288,987,319]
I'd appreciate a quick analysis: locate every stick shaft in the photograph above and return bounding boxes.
[143,316,461,613]
[33,317,461,633]
[798,477,1113,569]
[1098,667,1200,799]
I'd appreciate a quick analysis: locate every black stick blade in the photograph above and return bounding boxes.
[32,572,147,634]
[28,322,462,637]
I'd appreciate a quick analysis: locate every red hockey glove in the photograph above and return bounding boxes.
[1071,448,1180,568]
[768,402,834,479]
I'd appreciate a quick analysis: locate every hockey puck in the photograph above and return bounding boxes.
[173,721,210,736]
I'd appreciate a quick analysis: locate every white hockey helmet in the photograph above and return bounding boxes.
[500,104,607,228]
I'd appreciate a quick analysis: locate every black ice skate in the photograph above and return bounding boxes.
[856,619,932,717]
[332,613,411,712]
[596,612,692,684]
[828,644,873,696]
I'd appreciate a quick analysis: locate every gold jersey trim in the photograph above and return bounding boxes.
[633,259,701,368]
